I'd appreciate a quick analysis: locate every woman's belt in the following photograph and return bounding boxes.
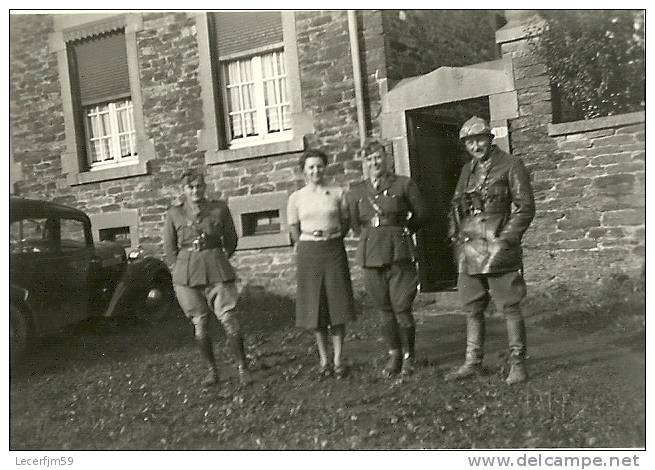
[300,229,342,240]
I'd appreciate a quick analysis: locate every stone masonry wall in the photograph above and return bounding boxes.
[12,12,642,299]
[10,15,66,197]
[10,13,204,259]
[382,10,499,83]
[9,12,380,296]
[499,23,645,294]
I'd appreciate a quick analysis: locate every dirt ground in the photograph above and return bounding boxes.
[9,294,645,450]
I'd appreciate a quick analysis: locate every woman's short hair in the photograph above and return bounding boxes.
[359,137,387,159]
[298,148,329,170]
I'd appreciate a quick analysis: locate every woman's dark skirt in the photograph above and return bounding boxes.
[295,238,356,330]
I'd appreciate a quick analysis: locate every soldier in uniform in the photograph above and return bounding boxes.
[163,169,252,388]
[445,116,535,385]
[347,138,426,377]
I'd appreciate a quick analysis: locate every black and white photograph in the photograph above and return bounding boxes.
[6,3,649,467]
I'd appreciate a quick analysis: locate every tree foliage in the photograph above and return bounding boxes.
[531,10,645,122]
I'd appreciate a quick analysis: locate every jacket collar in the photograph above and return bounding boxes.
[469,145,501,173]
[183,198,207,219]
[368,172,395,194]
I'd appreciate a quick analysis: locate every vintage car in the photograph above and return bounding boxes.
[10,196,175,368]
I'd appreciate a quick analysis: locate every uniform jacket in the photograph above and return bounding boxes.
[449,146,535,275]
[163,198,238,286]
[347,174,426,268]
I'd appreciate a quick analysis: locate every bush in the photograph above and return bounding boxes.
[530,10,645,122]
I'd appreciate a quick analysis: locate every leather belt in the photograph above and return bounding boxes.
[179,242,222,252]
[301,229,342,240]
[366,215,408,228]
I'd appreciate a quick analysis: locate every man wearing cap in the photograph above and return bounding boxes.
[347,138,426,377]
[445,116,535,385]
[164,169,252,388]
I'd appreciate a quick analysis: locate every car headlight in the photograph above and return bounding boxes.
[128,246,145,262]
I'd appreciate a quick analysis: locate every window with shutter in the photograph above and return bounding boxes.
[50,13,152,186]
[70,30,137,169]
[194,11,310,165]
[210,12,293,148]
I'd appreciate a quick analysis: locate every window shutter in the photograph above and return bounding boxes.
[71,30,130,106]
[212,12,283,57]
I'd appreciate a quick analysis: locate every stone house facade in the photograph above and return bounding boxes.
[10,10,644,298]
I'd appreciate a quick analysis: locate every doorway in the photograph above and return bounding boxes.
[406,111,463,292]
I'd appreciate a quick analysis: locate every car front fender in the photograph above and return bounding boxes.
[11,284,29,303]
[103,256,171,317]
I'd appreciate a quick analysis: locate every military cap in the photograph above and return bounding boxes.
[459,116,494,140]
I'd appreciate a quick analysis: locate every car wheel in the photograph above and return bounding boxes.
[10,303,30,370]
[137,276,175,323]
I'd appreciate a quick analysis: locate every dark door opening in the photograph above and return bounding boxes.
[407,112,464,292]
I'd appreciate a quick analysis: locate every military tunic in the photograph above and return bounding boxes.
[449,145,535,315]
[449,145,535,276]
[347,174,426,315]
[163,198,240,331]
[164,199,238,286]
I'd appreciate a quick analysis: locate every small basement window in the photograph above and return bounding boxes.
[99,226,132,249]
[242,210,281,236]
[89,209,139,253]
[227,190,290,250]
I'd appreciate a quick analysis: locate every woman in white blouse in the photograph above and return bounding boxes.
[287,149,356,379]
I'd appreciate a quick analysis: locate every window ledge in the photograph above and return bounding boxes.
[205,132,305,165]
[237,233,291,250]
[228,190,291,250]
[202,111,313,165]
[67,160,149,186]
[548,111,645,137]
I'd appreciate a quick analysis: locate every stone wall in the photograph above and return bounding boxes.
[10,15,66,196]
[11,11,644,299]
[498,15,645,293]
[382,10,499,82]
[8,12,386,296]
[525,114,646,290]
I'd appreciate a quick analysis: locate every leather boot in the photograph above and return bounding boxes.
[505,316,528,385]
[381,318,402,377]
[228,334,253,386]
[399,326,416,376]
[196,337,220,387]
[381,318,401,351]
[383,349,402,377]
[444,313,485,381]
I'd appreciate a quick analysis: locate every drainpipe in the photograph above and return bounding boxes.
[347,10,367,146]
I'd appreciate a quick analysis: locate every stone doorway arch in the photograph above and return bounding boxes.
[380,57,519,291]
[380,56,518,176]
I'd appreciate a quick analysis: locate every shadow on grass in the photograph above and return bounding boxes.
[238,285,295,334]
[13,313,192,380]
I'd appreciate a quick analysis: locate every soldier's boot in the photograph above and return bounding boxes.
[381,319,402,377]
[399,326,416,376]
[196,337,220,387]
[505,316,528,385]
[444,313,485,381]
[228,334,253,386]
[383,350,403,377]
